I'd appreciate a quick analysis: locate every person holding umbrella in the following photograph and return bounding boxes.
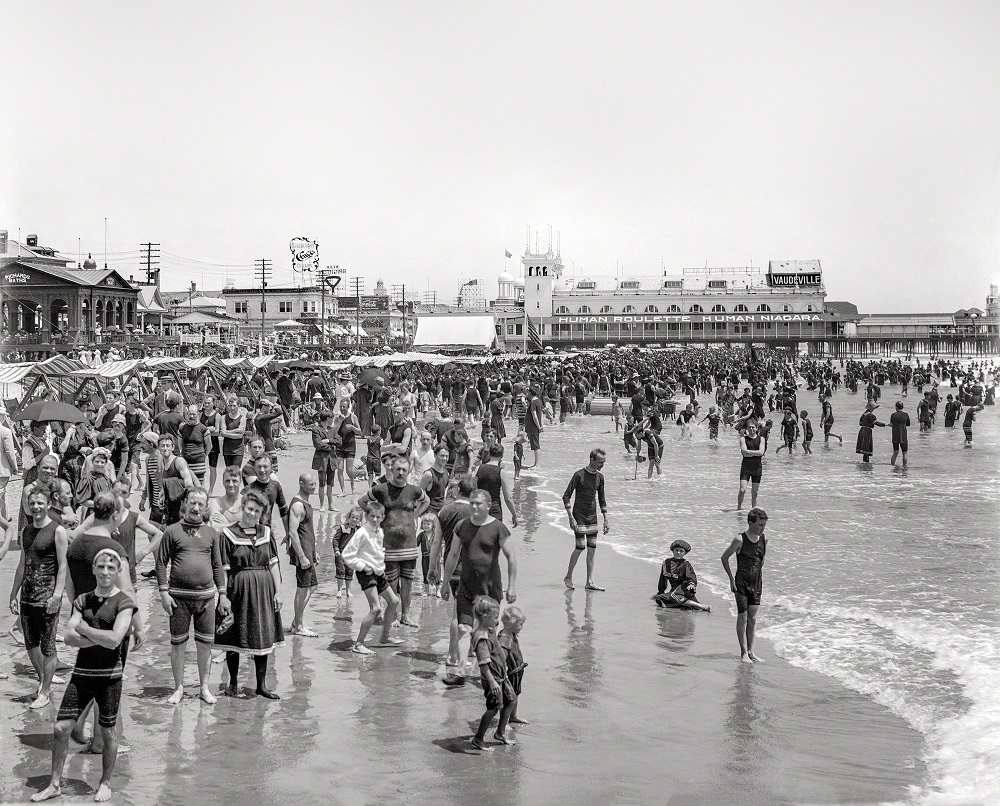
[21,420,51,488]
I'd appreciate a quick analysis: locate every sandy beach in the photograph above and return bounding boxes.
[0,431,927,805]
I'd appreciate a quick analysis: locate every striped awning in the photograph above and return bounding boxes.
[68,359,144,379]
[0,362,37,384]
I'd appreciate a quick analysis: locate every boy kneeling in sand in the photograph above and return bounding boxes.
[653,540,711,612]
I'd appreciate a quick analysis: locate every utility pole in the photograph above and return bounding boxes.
[140,242,160,285]
[401,284,407,349]
[350,276,364,351]
[317,265,341,352]
[392,284,407,349]
[255,258,272,357]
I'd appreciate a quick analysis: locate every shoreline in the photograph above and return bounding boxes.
[0,430,929,805]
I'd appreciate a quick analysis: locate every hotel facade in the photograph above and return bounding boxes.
[491,250,999,356]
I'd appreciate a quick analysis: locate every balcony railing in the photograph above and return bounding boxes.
[1,329,179,347]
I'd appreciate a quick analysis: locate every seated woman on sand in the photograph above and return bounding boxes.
[653,540,710,612]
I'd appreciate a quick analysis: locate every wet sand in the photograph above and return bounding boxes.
[0,432,926,805]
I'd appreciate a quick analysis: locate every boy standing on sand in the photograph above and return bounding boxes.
[721,508,768,664]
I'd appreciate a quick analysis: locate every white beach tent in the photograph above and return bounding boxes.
[411,314,497,353]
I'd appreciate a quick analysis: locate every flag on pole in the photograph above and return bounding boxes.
[505,250,513,259]
[527,316,543,351]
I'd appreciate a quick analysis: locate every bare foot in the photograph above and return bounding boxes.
[255,688,280,700]
[584,583,605,591]
[471,738,494,752]
[493,732,516,745]
[28,693,51,709]
[199,687,217,705]
[94,783,112,802]
[740,654,754,664]
[167,688,184,705]
[564,576,575,590]
[351,643,375,656]
[510,716,530,725]
[31,784,61,802]
[374,637,404,647]
[399,617,420,628]
[223,685,243,698]
[704,605,712,613]
[748,652,765,663]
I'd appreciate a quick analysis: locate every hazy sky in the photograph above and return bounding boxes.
[5,1,998,312]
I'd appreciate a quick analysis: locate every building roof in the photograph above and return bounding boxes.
[0,259,135,291]
[137,286,167,314]
[824,301,860,317]
[412,314,496,352]
[857,314,957,326]
[768,260,822,274]
[186,296,226,308]
[169,310,241,326]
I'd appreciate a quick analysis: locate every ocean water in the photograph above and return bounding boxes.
[522,384,999,804]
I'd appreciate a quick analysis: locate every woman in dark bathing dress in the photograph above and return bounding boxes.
[855,402,886,463]
[216,489,285,699]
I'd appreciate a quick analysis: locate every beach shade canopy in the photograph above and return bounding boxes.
[288,358,315,370]
[357,368,387,388]
[18,400,88,424]
[274,319,306,329]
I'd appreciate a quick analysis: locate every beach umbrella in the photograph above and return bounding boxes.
[18,400,88,424]
[288,358,315,371]
[357,367,387,387]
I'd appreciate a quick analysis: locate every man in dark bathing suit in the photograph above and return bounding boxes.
[441,489,517,682]
[562,449,610,591]
[721,508,768,664]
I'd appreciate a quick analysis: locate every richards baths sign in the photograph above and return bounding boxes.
[554,313,826,325]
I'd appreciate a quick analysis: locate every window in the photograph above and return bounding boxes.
[234,301,248,315]
[578,306,591,314]
[689,304,703,313]
[279,301,293,314]
[599,305,613,314]
[555,305,570,314]
[666,304,681,313]
[782,304,793,312]
[734,304,749,312]
[807,304,816,312]
[622,305,636,313]
[644,305,658,313]
[711,304,726,313]
[756,304,771,312]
